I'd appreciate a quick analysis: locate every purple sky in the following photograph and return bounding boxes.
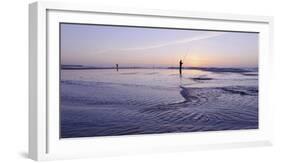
[60,23,258,68]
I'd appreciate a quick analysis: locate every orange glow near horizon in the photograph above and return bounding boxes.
[181,53,213,67]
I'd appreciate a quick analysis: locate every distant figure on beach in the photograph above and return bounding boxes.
[179,60,183,75]
[116,64,119,71]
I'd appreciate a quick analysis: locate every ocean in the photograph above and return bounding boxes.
[60,68,258,138]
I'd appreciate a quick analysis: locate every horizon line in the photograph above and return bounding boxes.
[61,65,258,68]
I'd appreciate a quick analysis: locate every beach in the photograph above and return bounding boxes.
[60,68,258,138]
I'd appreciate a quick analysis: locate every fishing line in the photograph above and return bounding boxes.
[182,49,189,62]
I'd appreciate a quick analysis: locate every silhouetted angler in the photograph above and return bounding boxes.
[179,60,183,75]
[116,64,119,71]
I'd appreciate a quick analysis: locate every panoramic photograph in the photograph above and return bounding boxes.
[60,23,259,138]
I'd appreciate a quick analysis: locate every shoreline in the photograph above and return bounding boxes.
[61,66,258,74]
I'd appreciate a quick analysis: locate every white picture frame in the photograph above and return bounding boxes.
[29,1,274,161]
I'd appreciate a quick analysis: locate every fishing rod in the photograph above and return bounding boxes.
[181,49,189,62]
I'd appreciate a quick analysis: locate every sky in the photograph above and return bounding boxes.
[60,23,258,68]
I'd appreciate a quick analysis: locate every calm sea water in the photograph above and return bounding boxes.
[60,68,258,138]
